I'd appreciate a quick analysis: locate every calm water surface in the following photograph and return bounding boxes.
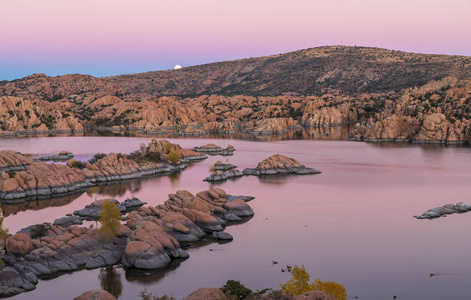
[1,135,471,300]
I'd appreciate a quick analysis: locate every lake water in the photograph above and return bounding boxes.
[1,133,471,300]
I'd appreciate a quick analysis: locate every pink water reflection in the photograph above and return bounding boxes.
[2,137,471,300]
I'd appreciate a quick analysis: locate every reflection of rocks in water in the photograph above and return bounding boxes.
[302,126,351,140]
[125,257,188,283]
[0,194,81,217]
[257,174,291,185]
[99,266,123,299]
[86,180,143,198]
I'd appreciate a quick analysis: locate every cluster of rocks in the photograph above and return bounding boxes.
[74,287,336,300]
[351,113,470,145]
[0,188,255,297]
[204,170,244,182]
[0,150,31,173]
[73,197,145,220]
[213,161,238,171]
[192,144,235,156]
[415,202,471,219]
[0,150,186,201]
[244,118,302,135]
[36,151,74,161]
[243,154,321,175]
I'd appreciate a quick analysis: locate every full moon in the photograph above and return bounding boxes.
[174,65,182,69]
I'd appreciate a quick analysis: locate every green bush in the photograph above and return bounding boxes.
[220,280,253,299]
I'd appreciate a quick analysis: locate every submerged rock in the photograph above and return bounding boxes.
[243,154,321,176]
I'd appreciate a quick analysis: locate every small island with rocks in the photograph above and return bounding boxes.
[243,154,321,175]
[415,202,471,219]
[192,144,235,156]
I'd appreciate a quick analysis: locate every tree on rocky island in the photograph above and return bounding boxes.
[280,265,346,300]
[167,146,181,164]
[98,200,121,248]
[29,222,51,246]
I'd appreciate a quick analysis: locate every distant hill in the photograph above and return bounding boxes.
[104,46,471,96]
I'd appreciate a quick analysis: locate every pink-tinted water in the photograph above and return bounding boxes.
[2,136,471,300]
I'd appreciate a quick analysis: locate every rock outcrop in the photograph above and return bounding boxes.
[0,150,185,201]
[0,188,255,297]
[0,150,32,173]
[415,202,471,219]
[213,161,237,171]
[243,154,321,175]
[192,144,235,156]
[74,289,117,300]
[185,287,227,300]
[203,170,244,182]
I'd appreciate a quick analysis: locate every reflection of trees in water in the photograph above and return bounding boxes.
[86,180,143,198]
[0,194,81,217]
[168,172,181,187]
[257,174,292,186]
[99,266,123,299]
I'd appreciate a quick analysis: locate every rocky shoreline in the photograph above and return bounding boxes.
[0,188,255,297]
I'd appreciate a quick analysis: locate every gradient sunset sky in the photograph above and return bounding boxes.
[1,0,470,81]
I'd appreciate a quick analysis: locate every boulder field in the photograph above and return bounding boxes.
[243,154,321,176]
[0,188,255,297]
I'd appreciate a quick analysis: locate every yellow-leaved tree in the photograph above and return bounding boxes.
[98,200,121,248]
[280,265,346,300]
[167,146,181,164]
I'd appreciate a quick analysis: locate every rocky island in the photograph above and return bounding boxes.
[0,188,255,297]
[243,154,321,175]
[415,202,471,219]
[0,139,202,202]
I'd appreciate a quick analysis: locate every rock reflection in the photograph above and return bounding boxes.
[125,257,189,284]
[99,266,123,299]
[257,174,292,186]
[0,194,81,217]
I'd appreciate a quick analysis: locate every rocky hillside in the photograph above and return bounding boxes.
[0,46,470,144]
[104,46,471,96]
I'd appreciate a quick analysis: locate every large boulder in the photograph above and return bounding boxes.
[185,287,226,300]
[73,289,116,300]
[6,233,33,256]
[292,291,336,300]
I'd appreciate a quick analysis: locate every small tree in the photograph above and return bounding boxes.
[220,280,253,299]
[167,146,181,164]
[29,222,51,246]
[98,200,121,248]
[280,265,346,300]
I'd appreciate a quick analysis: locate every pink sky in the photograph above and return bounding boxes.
[1,0,470,80]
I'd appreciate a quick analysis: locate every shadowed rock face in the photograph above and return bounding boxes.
[243,154,321,176]
[0,188,255,297]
